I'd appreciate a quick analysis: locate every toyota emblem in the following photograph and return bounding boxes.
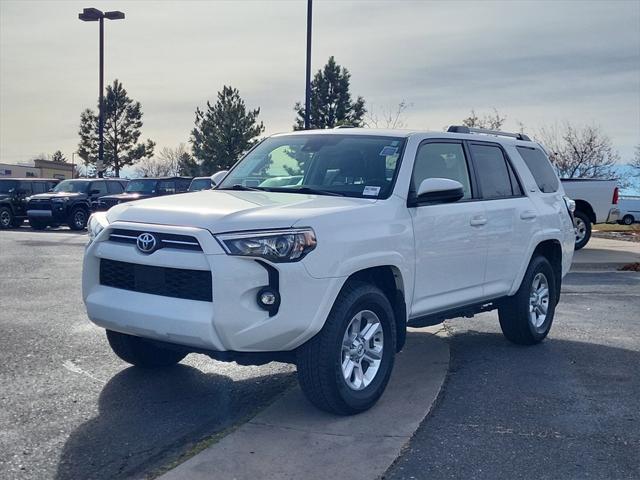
[136,233,157,254]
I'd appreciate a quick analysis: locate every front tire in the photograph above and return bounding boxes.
[296,281,396,415]
[106,330,187,368]
[0,207,14,229]
[68,207,88,231]
[574,210,591,250]
[499,255,557,345]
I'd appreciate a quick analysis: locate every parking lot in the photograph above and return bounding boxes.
[1,227,639,479]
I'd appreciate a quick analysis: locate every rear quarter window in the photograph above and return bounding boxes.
[517,146,559,193]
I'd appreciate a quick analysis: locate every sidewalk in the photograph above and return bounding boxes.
[160,327,449,480]
[571,237,640,271]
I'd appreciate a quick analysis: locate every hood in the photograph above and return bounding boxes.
[106,190,375,233]
[102,193,153,201]
[28,192,85,200]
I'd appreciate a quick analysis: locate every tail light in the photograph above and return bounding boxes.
[612,187,619,205]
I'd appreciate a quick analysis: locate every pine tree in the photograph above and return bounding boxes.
[78,79,155,177]
[293,56,366,130]
[190,86,265,173]
[50,150,67,163]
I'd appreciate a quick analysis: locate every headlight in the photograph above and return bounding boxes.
[216,228,317,262]
[87,212,109,244]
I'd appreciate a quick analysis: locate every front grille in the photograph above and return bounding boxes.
[108,229,202,252]
[99,259,212,302]
[100,198,119,209]
[28,199,51,210]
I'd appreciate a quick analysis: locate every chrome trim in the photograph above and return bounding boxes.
[161,239,200,246]
[109,233,137,240]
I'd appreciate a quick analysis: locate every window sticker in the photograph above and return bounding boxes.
[363,185,381,196]
[379,146,398,157]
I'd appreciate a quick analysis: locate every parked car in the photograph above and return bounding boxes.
[27,178,128,230]
[97,177,192,210]
[188,177,213,192]
[83,126,575,415]
[617,196,640,225]
[0,178,59,229]
[560,179,619,249]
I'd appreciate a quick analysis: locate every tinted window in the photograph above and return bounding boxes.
[176,179,192,192]
[126,179,157,193]
[54,180,89,193]
[157,180,176,194]
[0,180,18,193]
[470,144,518,199]
[32,182,46,194]
[517,146,559,193]
[17,181,33,194]
[412,142,472,199]
[189,178,212,191]
[107,181,124,194]
[90,181,108,195]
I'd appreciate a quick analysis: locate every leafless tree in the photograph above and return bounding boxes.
[631,144,640,173]
[535,123,619,180]
[134,143,193,178]
[462,108,506,130]
[366,100,412,129]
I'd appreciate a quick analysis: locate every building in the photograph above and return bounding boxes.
[0,159,74,180]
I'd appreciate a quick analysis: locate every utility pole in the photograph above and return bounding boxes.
[304,0,312,130]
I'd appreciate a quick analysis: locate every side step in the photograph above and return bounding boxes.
[407,299,503,328]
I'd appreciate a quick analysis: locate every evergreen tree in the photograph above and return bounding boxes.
[78,79,155,177]
[50,150,67,163]
[293,56,366,130]
[191,86,264,173]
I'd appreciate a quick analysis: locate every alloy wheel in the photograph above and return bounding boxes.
[340,310,384,391]
[575,217,587,243]
[529,272,550,329]
[0,210,11,227]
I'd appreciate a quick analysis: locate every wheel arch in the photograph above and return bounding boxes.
[510,235,564,299]
[343,265,407,352]
[574,200,596,224]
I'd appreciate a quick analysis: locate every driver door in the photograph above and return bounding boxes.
[409,140,488,317]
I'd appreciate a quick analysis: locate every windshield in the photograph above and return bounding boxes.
[189,178,212,191]
[53,180,89,193]
[218,134,406,198]
[0,180,18,194]
[126,179,158,193]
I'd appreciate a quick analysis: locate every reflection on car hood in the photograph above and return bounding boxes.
[28,192,85,200]
[106,190,376,233]
[101,193,153,201]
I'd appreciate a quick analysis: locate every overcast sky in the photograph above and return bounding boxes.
[1,0,639,168]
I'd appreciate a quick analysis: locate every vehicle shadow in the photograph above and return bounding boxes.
[8,225,86,235]
[54,363,294,480]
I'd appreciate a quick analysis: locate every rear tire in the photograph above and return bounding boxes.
[573,210,591,250]
[296,281,396,415]
[622,214,634,226]
[68,207,88,231]
[0,207,14,229]
[29,218,48,230]
[499,255,557,345]
[106,330,187,368]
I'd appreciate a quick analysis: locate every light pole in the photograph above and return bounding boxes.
[78,8,125,178]
[304,0,312,130]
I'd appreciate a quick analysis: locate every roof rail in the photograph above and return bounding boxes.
[334,125,356,129]
[447,125,531,142]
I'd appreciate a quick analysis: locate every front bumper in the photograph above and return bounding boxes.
[27,204,68,222]
[82,221,344,352]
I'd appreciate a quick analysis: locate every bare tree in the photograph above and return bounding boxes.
[535,123,619,180]
[133,157,174,178]
[462,108,506,130]
[134,143,198,178]
[366,100,412,129]
[632,144,640,173]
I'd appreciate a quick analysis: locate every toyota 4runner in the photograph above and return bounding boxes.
[83,127,575,415]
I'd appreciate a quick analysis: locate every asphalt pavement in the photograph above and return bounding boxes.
[0,228,295,480]
[384,271,640,480]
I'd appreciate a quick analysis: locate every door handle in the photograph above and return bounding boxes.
[520,210,537,220]
[470,215,487,227]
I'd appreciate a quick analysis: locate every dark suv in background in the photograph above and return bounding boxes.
[188,176,213,191]
[0,178,60,229]
[27,178,128,230]
[97,176,192,210]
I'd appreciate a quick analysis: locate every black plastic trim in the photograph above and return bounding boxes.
[255,260,280,316]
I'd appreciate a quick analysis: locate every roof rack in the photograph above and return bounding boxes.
[447,125,531,142]
[334,125,356,129]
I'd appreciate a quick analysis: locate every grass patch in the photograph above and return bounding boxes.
[594,223,640,232]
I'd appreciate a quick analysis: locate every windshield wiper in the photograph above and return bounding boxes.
[219,184,265,192]
[265,186,344,197]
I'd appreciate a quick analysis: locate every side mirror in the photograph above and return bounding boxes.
[413,178,465,205]
[211,170,228,187]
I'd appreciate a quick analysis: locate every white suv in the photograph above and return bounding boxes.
[83,126,575,415]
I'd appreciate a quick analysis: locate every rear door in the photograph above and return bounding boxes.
[409,140,488,316]
[468,142,535,298]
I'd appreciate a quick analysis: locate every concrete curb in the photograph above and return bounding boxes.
[159,327,449,480]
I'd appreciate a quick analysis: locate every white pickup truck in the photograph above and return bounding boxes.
[560,179,619,249]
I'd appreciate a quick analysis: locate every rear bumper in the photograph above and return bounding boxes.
[606,207,620,224]
[83,221,345,353]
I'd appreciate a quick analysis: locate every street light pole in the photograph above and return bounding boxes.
[78,8,125,178]
[304,0,312,130]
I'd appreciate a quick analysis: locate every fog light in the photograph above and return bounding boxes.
[256,287,280,314]
[259,290,277,306]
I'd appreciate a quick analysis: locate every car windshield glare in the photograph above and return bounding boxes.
[126,179,157,193]
[53,180,89,193]
[218,134,406,199]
